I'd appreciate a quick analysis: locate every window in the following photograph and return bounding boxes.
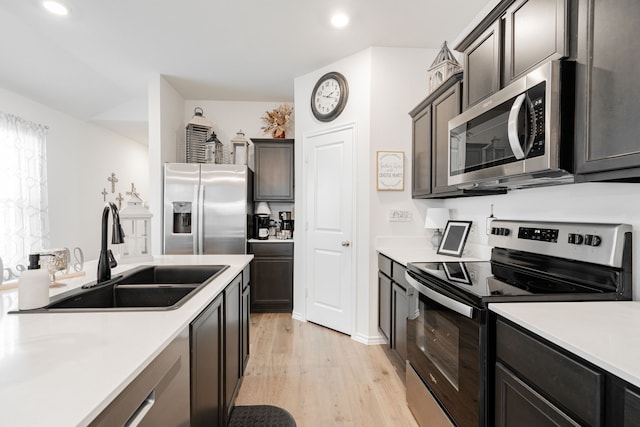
[0,112,50,272]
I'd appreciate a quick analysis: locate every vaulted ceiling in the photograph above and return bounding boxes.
[0,1,492,142]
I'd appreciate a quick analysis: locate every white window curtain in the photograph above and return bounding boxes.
[0,112,50,271]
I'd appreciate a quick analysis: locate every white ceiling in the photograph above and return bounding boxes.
[0,0,493,143]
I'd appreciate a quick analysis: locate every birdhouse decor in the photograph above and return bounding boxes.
[117,188,153,263]
[185,107,213,163]
[427,41,462,94]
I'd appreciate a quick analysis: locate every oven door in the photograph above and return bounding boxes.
[406,272,481,427]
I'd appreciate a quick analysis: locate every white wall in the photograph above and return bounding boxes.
[294,47,438,342]
[0,87,149,262]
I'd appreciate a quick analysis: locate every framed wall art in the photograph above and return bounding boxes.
[376,151,404,191]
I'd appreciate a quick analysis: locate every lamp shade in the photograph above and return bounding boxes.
[255,202,271,215]
[424,208,450,230]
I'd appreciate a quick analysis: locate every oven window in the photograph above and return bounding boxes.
[417,307,460,390]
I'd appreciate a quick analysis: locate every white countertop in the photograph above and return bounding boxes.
[490,301,640,389]
[376,240,491,266]
[0,254,252,427]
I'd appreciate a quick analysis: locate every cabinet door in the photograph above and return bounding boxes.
[624,386,640,427]
[253,140,294,201]
[575,0,640,180]
[224,275,242,419]
[431,82,462,195]
[504,0,568,83]
[241,281,250,373]
[411,104,432,198]
[250,257,293,312]
[191,295,223,427]
[391,282,408,361]
[495,362,580,426]
[378,272,392,343]
[463,21,501,109]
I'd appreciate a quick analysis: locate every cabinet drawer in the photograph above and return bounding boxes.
[378,253,392,277]
[391,262,409,290]
[496,319,604,426]
[248,243,293,257]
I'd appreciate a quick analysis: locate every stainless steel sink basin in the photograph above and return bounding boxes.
[17,265,229,313]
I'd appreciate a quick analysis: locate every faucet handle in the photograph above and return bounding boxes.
[107,249,118,269]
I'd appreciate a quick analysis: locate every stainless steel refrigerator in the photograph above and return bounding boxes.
[163,163,253,254]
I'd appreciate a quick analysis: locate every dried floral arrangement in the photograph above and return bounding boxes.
[260,104,293,138]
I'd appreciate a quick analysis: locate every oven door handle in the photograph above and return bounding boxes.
[405,272,474,319]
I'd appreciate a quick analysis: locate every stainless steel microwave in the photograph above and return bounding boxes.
[448,60,574,189]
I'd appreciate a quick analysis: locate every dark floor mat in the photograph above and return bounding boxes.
[228,405,297,427]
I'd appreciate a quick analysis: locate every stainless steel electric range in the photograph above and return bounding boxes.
[404,219,633,427]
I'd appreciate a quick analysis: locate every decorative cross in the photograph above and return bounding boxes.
[107,172,118,193]
[116,192,124,209]
[126,182,139,198]
[101,188,108,202]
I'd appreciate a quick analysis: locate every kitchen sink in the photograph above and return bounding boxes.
[16,265,229,313]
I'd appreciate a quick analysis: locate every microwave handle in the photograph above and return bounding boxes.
[507,93,527,160]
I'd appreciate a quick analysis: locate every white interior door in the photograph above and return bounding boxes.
[305,126,354,335]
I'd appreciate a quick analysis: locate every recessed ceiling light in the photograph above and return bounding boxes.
[331,13,349,28]
[43,1,70,16]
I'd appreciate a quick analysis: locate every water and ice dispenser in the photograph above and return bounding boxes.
[172,202,192,234]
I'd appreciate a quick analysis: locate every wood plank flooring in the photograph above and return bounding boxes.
[234,313,419,427]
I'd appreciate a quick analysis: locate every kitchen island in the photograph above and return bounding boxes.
[0,254,252,426]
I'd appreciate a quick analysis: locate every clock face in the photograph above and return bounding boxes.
[311,72,348,122]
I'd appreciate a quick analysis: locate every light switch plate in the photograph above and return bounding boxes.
[389,209,412,222]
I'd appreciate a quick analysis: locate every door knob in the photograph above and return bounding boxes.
[341,240,351,247]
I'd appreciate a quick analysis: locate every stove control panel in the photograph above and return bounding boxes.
[488,219,631,268]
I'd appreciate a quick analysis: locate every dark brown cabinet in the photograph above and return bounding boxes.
[191,294,224,427]
[377,253,410,362]
[248,242,293,312]
[574,0,640,181]
[503,0,569,84]
[191,270,250,427]
[410,73,468,199]
[494,316,640,426]
[224,275,242,420]
[252,139,294,201]
[456,0,570,109]
[463,21,501,109]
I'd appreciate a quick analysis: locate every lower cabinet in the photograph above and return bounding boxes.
[378,253,410,363]
[241,265,250,372]
[191,294,224,427]
[494,316,640,426]
[190,270,249,427]
[248,242,294,312]
[90,328,191,427]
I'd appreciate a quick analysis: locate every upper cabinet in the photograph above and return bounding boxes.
[251,139,294,202]
[457,0,571,109]
[574,0,640,181]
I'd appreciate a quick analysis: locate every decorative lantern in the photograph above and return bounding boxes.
[427,41,462,94]
[117,192,153,262]
[231,129,249,165]
[185,107,213,163]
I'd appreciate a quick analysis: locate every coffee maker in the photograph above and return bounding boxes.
[279,211,294,239]
[254,214,270,240]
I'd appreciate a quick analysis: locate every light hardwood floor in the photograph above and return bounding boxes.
[235,313,419,427]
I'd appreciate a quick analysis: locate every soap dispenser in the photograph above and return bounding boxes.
[18,254,50,310]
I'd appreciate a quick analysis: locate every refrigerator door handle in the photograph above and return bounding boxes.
[197,184,204,254]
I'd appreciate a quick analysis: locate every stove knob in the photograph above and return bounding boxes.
[584,234,593,246]
[503,228,510,236]
[568,233,575,244]
[491,227,498,235]
[591,235,602,246]
[574,234,584,245]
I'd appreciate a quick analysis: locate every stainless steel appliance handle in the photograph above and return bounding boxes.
[196,184,204,254]
[507,93,527,160]
[405,272,474,319]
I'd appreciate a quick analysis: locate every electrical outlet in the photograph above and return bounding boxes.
[388,209,412,222]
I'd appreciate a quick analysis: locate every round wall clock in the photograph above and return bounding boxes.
[311,71,349,122]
